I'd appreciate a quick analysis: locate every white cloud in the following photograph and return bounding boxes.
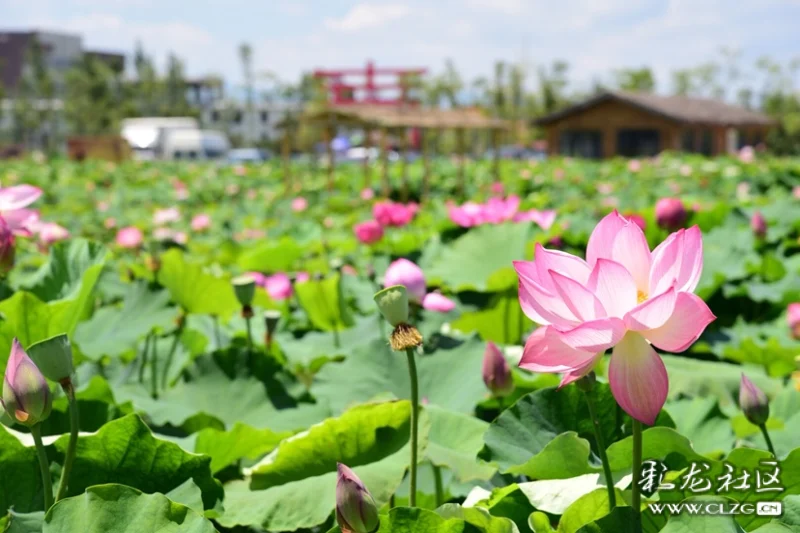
[467,0,525,15]
[324,3,410,32]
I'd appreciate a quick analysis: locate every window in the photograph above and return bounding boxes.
[211,111,220,122]
[233,111,242,124]
[559,130,603,159]
[617,129,660,157]
[187,150,198,160]
[700,130,713,156]
[260,111,268,123]
[681,130,695,152]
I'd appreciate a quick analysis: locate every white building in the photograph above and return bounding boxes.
[201,101,303,145]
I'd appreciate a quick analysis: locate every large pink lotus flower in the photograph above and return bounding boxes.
[0,185,42,235]
[353,220,384,244]
[515,210,716,425]
[373,201,418,227]
[264,273,293,300]
[384,258,426,303]
[116,226,143,249]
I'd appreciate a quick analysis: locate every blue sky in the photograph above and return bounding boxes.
[3,0,799,94]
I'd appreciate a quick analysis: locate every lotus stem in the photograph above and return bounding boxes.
[433,464,444,508]
[245,313,254,371]
[631,419,643,533]
[138,333,151,384]
[759,424,777,457]
[55,384,79,501]
[162,323,183,390]
[405,347,419,507]
[31,424,54,511]
[582,386,616,509]
[150,335,159,400]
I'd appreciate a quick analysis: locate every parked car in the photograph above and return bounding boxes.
[161,129,230,161]
[227,148,272,164]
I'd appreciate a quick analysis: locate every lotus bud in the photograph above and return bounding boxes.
[374,286,422,351]
[655,198,687,230]
[751,212,767,239]
[0,216,15,275]
[2,339,52,426]
[482,342,514,397]
[383,258,426,304]
[336,463,380,533]
[232,275,256,307]
[787,303,800,340]
[26,334,74,387]
[739,374,770,426]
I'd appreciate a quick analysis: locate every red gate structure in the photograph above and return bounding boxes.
[313,60,426,106]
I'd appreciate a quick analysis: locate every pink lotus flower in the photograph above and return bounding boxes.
[104,217,117,229]
[739,146,755,163]
[295,272,311,283]
[483,342,514,397]
[490,181,505,196]
[449,196,553,229]
[234,165,247,177]
[173,231,188,245]
[153,227,173,241]
[354,220,384,244]
[628,159,642,173]
[191,214,211,232]
[265,273,293,300]
[116,226,143,249]
[794,186,800,200]
[36,222,69,245]
[0,185,42,235]
[245,271,267,287]
[515,210,715,425]
[655,198,687,231]
[226,183,240,196]
[514,209,557,231]
[97,201,110,212]
[384,258,426,303]
[323,217,335,229]
[788,303,800,340]
[373,201,417,227]
[624,213,647,231]
[153,207,181,225]
[751,212,767,238]
[360,188,375,201]
[2,338,52,426]
[422,292,456,312]
[0,216,15,275]
[679,164,692,177]
[291,197,308,212]
[341,264,358,276]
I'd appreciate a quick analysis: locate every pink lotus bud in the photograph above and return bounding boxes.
[422,292,456,312]
[751,212,767,238]
[482,342,514,397]
[739,374,769,426]
[191,214,211,232]
[0,216,15,275]
[116,226,144,249]
[336,463,380,533]
[788,303,800,340]
[383,258,426,303]
[291,197,308,212]
[655,197,687,230]
[2,339,52,426]
[353,220,384,245]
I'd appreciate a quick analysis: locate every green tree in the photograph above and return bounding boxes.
[614,67,655,92]
[64,56,121,135]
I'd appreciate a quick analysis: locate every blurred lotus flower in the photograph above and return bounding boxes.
[679,164,692,177]
[265,273,293,300]
[448,201,485,227]
[490,181,505,196]
[736,182,751,202]
[153,227,173,241]
[520,169,532,180]
[739,146,755,163]
[554,168,565,180]
[246,189,257,200]
[596,182,614,195]
[547,235,564,249]
[173,232,188,245]
[0,216,14,275]
[291,197,308,212]
[36,222,69,245]
[360,188,375,201]
[655,198,687,230]
[226,183,240,196]
[234,165,247,176]
[619,213,645,231]
[373,201,417,227]
[514,209,557,230]
[516,211,715,425]
[739,374,769,426]
[384,258,426,303]
[794,186,800,199]
[191,213,211,232]
[342,264,358,276]
[97,201,110,212]
[295,271,311,283]
[323,216,335,229]
[116,226,144,249]
[0,185,42,234]
[335,463,380,533]
[751,211,767,238]
[153,207,180,225]
[628,159,642,173]
[788,303,800,340]
[422,292,455,312]
[104,217,117,229]
[483,342,514,397]
[2,339,52,426]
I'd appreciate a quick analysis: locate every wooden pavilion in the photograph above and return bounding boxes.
[292,105,508,198]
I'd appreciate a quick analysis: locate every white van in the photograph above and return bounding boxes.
[161,129,230,161]
[121,117,198,160]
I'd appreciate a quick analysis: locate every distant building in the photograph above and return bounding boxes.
[0,30,124,96]
[535,91,776,158]
[201,101,303,145]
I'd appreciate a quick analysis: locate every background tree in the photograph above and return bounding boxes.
[614,67,655,92]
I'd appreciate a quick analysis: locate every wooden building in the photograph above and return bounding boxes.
[535,91,775,158]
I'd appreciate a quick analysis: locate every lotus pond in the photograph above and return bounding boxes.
[0,154,799,533]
